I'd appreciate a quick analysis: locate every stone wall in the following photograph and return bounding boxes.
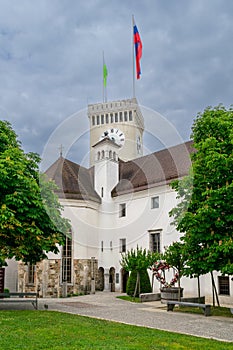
[18,258,99,298]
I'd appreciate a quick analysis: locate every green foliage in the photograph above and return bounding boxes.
[120,246,160,272]
[170,105,233,276]
[126,269,152,297]
[0,120,70,265]
[164,242,187,278]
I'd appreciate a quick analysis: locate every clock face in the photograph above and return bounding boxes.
[100,128,125,147]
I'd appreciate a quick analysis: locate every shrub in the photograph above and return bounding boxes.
[126,269,152,297]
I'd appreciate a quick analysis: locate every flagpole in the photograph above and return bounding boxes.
[103,51,105,103]
[132,15,136,98]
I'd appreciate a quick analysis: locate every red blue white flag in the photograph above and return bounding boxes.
[133,21,142,79]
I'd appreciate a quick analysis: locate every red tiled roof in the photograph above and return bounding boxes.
[45,141,194,201]
[45,157,101,203]
[112,141,194,196]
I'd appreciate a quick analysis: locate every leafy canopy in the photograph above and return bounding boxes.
[170,105,233,276]
[0,120,70,266]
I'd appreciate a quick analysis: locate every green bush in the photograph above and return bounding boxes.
[126,269,152,297]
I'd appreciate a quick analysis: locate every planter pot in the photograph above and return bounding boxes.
[160,287,183,301]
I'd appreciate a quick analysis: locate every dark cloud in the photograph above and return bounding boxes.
[0,0,232,166]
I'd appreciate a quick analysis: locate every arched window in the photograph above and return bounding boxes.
[109,150,112,159]
[101,150,105,159]
[97,151,101,160]
[113,151,116,161]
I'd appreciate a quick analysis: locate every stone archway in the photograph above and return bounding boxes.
[121,268,129,293]
[97,267,104,291]
[109,267,115,292]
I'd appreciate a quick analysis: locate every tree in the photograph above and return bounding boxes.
[164,242,187,301]
[170,105,233,304]
[0,120,70,266]
[121,246,159,297]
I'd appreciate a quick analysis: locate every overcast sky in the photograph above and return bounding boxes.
[1,0,233,168]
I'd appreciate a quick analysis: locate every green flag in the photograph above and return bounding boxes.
[103,63,108,87]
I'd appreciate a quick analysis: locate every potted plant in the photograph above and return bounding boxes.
[152,260,183,301]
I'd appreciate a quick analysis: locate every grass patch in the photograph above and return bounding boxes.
[173,305,233,318]
[0,311,232,349]
[117,295,141,303]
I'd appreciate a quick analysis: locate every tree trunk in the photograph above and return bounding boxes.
[178,274,181,301]
[133,271,140,298]
[197,275,201,303]
[211,271,220,307]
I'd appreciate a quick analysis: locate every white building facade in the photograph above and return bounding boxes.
[4,98,232,305]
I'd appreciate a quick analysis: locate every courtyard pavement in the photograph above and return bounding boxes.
[1,292,233,343]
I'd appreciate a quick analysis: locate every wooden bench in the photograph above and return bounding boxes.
[0,292,38,310]
[166,300,211,316]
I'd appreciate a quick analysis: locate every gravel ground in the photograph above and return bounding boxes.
[1,292,233,343]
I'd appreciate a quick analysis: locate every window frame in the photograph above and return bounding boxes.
[149,230,161,253]
[119,203,126,217]
[151,196,159,209]
[119,238,126,253]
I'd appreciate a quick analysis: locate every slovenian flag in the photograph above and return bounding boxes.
[133,20,142,79]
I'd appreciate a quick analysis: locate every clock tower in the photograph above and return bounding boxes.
[88,98,144,166]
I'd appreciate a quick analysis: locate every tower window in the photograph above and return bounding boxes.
[106,114,109,123]
[124,111,128,121]
[119,112,123,122]
[101,115,104,124]
[110,113,114,123]
[101,150,105,159]
[101,241,104,252]
[101,187,104,197]
[129,111,133,121]
[92,116,95,126]
[96,115,100,125]
[119,203,126,217]
[115,113,118,122]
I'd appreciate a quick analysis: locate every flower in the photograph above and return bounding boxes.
[152,260,179,288]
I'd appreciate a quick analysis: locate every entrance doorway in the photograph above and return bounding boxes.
[109,267,115,292]
[121,268,129,293]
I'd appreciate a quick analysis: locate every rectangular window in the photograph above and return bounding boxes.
[27,263,35,284]
[149,231,161,253]
[119,203,126,217]
[124,111,128,121]
[120,238,126,253]
[115,113,118,122]
[218,276,230,295]
[62,235,72,283]
[110,113,114,123]
[96,115,100,125]
[106,114,109,123]
[101,241,104,252]
[101,115,104,124]
[119,112,123,122]
[151,196,159,209]
[129,110,133,121]
[92,116,95,126]
[116,273,119,284]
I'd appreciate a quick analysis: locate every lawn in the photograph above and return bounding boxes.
[0,311,232,349]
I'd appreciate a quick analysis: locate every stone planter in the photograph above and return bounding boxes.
[160,287,183,301]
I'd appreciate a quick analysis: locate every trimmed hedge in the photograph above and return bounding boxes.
[126,269,152,297]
